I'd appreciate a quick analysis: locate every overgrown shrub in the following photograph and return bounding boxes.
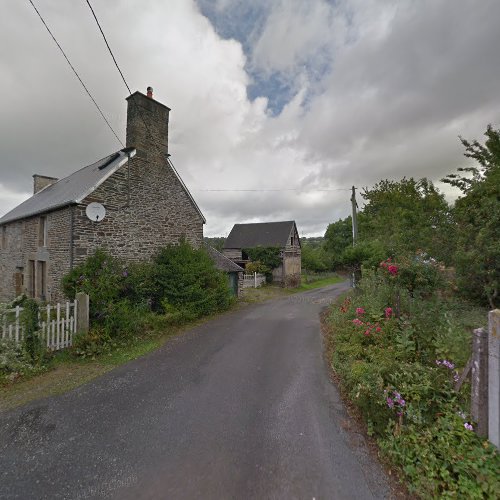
[63,243,234,350]
[152,242,233,318]
[328,259,498,497]
[0,339,36,380]
[244,246,281,282]
[62,248,126,321]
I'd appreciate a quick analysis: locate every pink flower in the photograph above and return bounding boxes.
[352,319,364,326]
[376,326,382,333]
[364,330,371,336]
[388,265,398,276]
[356,307,365,316]
[385,307,393,319]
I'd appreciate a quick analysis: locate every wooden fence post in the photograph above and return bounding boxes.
[75,293,89,335]
[489,310,500,448]
[471,327,488,437]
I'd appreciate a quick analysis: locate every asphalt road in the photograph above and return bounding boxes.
[0,282,391,499]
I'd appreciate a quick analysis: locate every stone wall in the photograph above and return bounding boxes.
[72,155,204,266]
[0,90,205,303]
[0,208,72,303]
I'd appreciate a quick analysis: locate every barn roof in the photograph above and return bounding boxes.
[0,148,136,225]
[205,245,244,272]
[224,221,298,249]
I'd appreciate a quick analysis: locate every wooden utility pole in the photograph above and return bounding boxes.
[351,186,358,245]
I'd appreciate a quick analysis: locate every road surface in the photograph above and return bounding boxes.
[0,282,391,499]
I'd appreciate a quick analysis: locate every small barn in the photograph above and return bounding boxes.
[223,221,301,287]
[205,245,244,297]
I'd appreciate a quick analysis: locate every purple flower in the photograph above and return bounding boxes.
[386,397,394,408]
[464,423,473,431]
[122,271,128,277]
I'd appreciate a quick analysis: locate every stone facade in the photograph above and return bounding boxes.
[0,90,204,303]
[271,224,302,287]
[223,221,302,288]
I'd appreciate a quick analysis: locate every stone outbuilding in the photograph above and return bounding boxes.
[223,221,301,287]
[205,245,244,297]
[0,88,205,303]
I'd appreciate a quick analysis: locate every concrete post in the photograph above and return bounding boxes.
[76,293,89,335]
[471,327,488,437]
[254,272,257,289]
[488,310,500,448]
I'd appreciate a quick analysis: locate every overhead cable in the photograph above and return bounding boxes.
[27,0,124,147]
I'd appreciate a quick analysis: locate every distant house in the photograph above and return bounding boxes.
[223,221,301,287]
[0,88,205,303]
[205,245,244,297]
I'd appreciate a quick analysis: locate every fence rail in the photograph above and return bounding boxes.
[1,300,77,351]
[243,272,266,288]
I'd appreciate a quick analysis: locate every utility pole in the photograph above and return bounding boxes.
[350,186,358,288]
[351,186,358,246]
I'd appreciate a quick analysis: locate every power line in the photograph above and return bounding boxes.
[85,0,131,94]
[82,3,354,201]
[27,0,124,147]
[194,188,351,192]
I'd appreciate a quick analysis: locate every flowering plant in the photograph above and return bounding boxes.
[384,388,406,417]
[380,258,398,276]
[435,359,459,382]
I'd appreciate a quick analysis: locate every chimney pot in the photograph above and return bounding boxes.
[147,86,153,98]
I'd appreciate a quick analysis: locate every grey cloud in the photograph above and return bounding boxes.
[1,0,499,238]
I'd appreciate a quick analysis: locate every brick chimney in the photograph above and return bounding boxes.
[33,175,58,194]
[126,87,170,160]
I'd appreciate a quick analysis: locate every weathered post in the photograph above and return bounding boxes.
[75,293,89,335]
[254,272,257,289]
[471,327,488,437]
[489,310,500,448]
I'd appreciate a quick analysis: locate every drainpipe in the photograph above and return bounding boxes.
[69,205,75,270]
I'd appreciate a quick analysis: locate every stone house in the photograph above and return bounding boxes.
[223,221,301,286]
[0,88,205,303]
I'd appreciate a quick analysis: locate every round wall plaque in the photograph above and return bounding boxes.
[86,202,106,222]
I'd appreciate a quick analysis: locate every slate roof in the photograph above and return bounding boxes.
[205,245,244,272]
[224,221,297,249]
[0,149,136,225]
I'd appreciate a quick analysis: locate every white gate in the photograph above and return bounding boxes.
[1,301,77,351]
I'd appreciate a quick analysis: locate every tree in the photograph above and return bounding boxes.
[359,178,453,262]
[442,125,500,307]
[324,216,353,267]
[301,242,329,272]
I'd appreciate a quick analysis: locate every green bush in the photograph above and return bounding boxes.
[62,248,126,321]
[0,339,36,379]
[328,260,498,497]
[380,408,500,498]
[243,246,281,282]
[152,242,233,318]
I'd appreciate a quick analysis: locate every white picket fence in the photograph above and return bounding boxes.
[1,301,77,351]
[243,272,266,289]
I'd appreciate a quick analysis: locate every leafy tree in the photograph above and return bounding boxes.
[360,178,453,263]
[324,216,353,264]
[442,125,500,307]
[301,242,329,272]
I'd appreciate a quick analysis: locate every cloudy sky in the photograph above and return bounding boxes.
[1,0,499,236]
